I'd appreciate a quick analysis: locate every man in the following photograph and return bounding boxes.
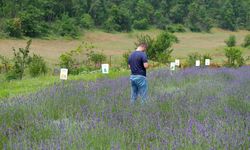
[128,43,149,104]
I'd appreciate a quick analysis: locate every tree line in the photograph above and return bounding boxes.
[0,0,250,38]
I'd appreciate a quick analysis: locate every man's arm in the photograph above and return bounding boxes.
[144,63,149,69]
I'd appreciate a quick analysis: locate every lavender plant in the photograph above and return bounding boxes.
[0,67,249,149]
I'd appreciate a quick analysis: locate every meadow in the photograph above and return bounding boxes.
[1,28,250,64]
[0,67,249,149]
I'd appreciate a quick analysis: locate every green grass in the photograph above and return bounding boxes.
[0,70,130,100]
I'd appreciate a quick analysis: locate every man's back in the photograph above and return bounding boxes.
[128,51,148,77]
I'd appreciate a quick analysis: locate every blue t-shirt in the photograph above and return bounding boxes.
[128,51,148,77]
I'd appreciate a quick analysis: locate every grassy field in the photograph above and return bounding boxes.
[0,70,130,100]
[0,28,249,64]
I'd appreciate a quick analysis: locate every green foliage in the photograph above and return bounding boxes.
[219,1,237,31]
[54,14,79,38]
[79,14,94,29]
[136,31,178,63]
[121,51,131,68]
[59,42,95,74]
[166,24,186,33]
[19,6,45,37]
[133,19,149,30]
[186,2,212,32]
[104,5,132,32]
[0,55,11,73]
[4,18,22,37]
[224,47,244,67]
[7,40,32,80]
[242,34,250,48]
[187,53,202,67]
[88,51,107,68]
[187,53,212,67]
[1,0,250,37]
[29,54,48,77]
[225,35,236,47]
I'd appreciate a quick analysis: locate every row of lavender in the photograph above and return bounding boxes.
[0,67,249,149]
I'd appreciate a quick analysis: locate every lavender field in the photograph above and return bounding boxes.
[0,67,249,149]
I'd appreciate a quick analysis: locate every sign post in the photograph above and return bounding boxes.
[205,59,210,66]
[102,64,109,74]
[60,68,68,80]
[195,60,201,67]
[175,59,180,67]
[60,68,68,86]
[170,62,176,71]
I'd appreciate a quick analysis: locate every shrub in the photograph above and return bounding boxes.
[166,24,186,33]
[88,51,107,68]
[8,40,32,80]
[136,31,178,63]
[59,42,95,74]
[29,54,47,77]
[187,52,201,67]
[224,47,244,67]
[242,34,250,48]
[19,6,44,37]
[103,17,120,32]
[225,35,236,47]
[4,18,22,37]
[187,53,212,67]
[79,14,94,29]
[0,55,11,73]
[133,19,149,30]
[121,51,131,68]
[54,14,79,38]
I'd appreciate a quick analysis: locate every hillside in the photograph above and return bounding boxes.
[0,28,249,64]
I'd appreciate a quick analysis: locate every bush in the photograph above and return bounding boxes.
[136,31,178,63]
[4,18,22,37]
[54,14,79,38]
[187,53,201,67]
[19,6,44,37]
[88,51,107,68]
[225,35,236,47]
[121,51,131,68]
[133,19,149,30]
[29,54,47,77]
[79,14,94,29]
[224,47,244,67]
[103,17,120,32]
[166,24,186,33]
[9,40,32,80]
[242,34,250,48]
[0,55,11,73]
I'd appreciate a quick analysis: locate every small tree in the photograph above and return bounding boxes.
[224,47,244,67]
[187,53,201,67]
[5,18,22,37]
[242,34,250,48]
[121,51,131,68]
[0,55,11,73]
[29,54,47,77]
[133,19,149,30]
[79,14,94,29]
[136,31,178,63]
[7,40,32,80]
[59,42,95,74]
[88,51,107,68]
[225,35,236,47]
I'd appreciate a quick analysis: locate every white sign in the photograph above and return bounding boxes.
[60,68,68,80]
[175,59,180,66]
[102,64,109,74]
[196,60,201,67]
[205,59,210,66]
[170,62,176,71]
